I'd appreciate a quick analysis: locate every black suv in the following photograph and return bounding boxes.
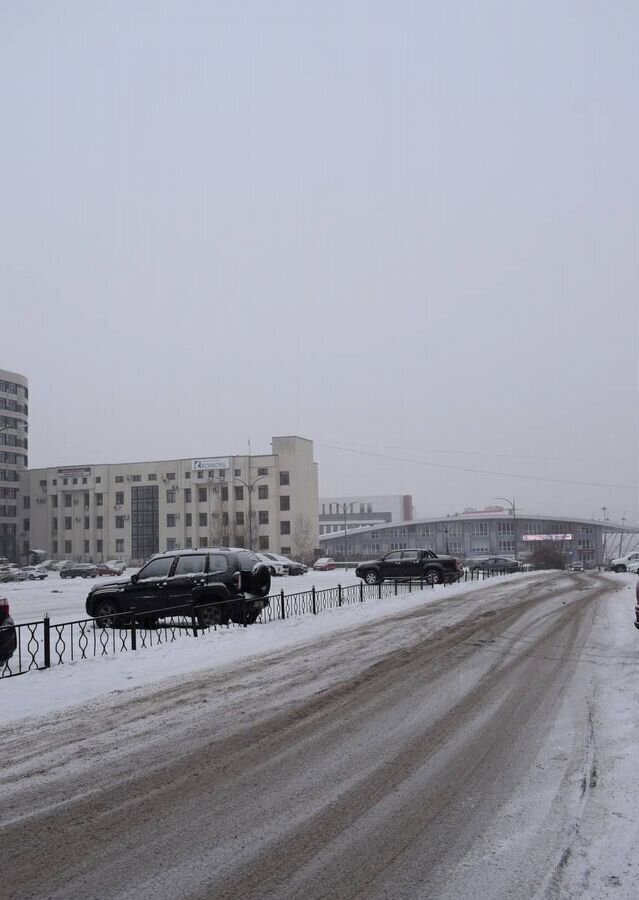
[355,549,463,585]
[85,549,271,628]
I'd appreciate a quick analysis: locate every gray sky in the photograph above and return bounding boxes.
[1,1,637,524]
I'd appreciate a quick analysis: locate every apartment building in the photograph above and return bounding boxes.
[22,436,319,565]
[0,368,29,562]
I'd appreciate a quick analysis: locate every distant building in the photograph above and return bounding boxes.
[0,368,29,562]
[318,511,639,567]
[319,494,414,536]
[22,436,319,565]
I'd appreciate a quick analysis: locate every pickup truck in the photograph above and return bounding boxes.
[609,552,639,573]
[355,549,463,585]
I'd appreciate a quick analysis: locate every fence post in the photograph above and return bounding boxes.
[359,581,364,603]
[409,579,412,593]
[338,584,342,607]
[378,582,382,600]
[280,589,286,620]
[191,602,199,637]
[43,614,50,669]
[242,596,248,627]
[130,608,137,651]
[312,586,317,615]
[394,580,397,596]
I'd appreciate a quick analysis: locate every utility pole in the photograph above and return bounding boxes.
[335,501,362,566]
[496,497,517,560]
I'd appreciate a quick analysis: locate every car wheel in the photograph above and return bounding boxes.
[363,570,379,585]
[28,574,35,580]
[423,569,442,585]
[614,565,626,573]
[197,604,226,628]
[94,599,121,628]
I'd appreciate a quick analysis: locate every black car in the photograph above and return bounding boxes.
[355,549,463,585]
[60,563,98,579]
[85,548,271,628]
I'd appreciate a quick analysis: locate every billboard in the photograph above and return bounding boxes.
[521,534,572,542]
[192,458,229,472]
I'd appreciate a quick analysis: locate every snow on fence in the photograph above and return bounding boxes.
[0,568,510,680]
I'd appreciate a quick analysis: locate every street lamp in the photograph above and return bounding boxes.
[496,497,518,560]
[334,501,363,566]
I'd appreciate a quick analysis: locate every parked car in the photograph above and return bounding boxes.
[105,559,127,573]
[313,557,337,571]
[469,557,522,573]
[569,561,584,572]
[20,566,48,580]
[59,563,98,579]
[255,553,288,577]
[265,553,308,576]
[609,551,639,574]
[95,562,127,577]
[85,548,271,628]
[50,560,71,571]
[356,549,463,585]
[0,567,28,583]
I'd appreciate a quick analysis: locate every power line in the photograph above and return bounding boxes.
[317,442,638,491]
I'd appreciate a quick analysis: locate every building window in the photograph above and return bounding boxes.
[23,495,30,509]
[199,513,208,527]
[96,516,103,529]
[281,546,291,555]
[185,472,190,480]
[64,517,72,530]
[235,486,244,501]
[259,535,269,550]
[64,540,72,554]
[184,512,191,526]
[64,494,72,508]
[115,516,125,529]
[367,503,372,513]
[236,512,244,525]
[258,467,268,476]
[497,522,513,536]
[52,517,58,532]
[131,485,159,561]
[52,540,58,554]
[166,473,176,481]
[131,474,142,482]
[84,516,90,529]
[166,538,177,551]
[83,492,90,508]
[166,490,176,503]
[167,514,176,528]
[199,536,208,548]
[184,489,192,503]
[222,512,229,525]
[96,493,103,506]
[115,475,124,483]
[96,539,103,553]
[472,522,489,537]
[280,520,290,535]
[116,539,124,553]
[95,477,101,484]
[115,491,125,505]
[498,539,514,552]
[84,540,90,554]
[52,495,58,508]
[23,518,30,532]
[221,486,228,501]
[280,496,290,512]
[258,510,269,525]
[234,468,241,476]
[148,474,157,482]
[280,471,289,486]
[185,537,192,548]
[198,487,207,503]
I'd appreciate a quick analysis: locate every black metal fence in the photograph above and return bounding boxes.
[0,567,518,680]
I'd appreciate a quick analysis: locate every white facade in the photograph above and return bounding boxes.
[319,494,414,536]
[22,436,319,565]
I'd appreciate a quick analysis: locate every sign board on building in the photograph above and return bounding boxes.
[192,458,229,472]
[522,534,573,542]
[56,467,92,477]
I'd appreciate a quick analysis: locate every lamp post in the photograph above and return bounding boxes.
[496,497,517,560]
[234,443,267,551]
[334,501,362,566]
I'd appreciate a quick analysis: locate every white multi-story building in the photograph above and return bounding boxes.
[22,436,319,565]
[1,367,29,562]
[319,494,414,536]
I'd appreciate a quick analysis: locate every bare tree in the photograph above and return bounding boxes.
[292,515,316,565]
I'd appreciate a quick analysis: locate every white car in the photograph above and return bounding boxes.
[609,552,639,573]
[255,553,288,577]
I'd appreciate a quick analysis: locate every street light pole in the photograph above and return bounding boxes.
[335,501,361,566]
[496,497,517,560]
[234,443,267,551]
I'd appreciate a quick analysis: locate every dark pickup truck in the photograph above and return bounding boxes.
[355,549,463,585]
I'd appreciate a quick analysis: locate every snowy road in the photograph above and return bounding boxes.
[1,572,638,900]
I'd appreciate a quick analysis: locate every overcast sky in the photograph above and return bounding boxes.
[1,1,637,525]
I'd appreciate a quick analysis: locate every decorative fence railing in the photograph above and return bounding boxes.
[0,567,520,680]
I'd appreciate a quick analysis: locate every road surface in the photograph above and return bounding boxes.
[1,572,637,899]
